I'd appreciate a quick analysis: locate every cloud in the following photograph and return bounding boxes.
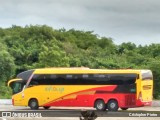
[0,0,160,45]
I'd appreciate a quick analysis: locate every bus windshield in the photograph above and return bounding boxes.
[9,81,25,94]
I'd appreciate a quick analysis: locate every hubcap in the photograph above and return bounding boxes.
[31,101,36,107]
[110,103,116,108]
[97,102,103,109]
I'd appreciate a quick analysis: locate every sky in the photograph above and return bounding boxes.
[0,0,160,45]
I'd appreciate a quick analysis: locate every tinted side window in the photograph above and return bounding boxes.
[29,73,137,85]
[63,74,110,85]
[29,74,109,85]
[109,74,137,85]
[29,74,54,85]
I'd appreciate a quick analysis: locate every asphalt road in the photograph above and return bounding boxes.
[0,105,160,120]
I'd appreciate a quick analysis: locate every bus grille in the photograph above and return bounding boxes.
[125,95,136,106]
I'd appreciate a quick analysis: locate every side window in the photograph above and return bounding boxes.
[109,74,125,85]
[28,73,136,85]
[29,74,69,85]
[108,74,137,85]
[75,74,109,85]
[66,75,73,78]
[124,74,137,84]
[29,74,54,85]
[82,74,89,78]
[29,74,42,85]
[55,74,66,84]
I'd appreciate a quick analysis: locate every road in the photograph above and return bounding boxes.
[0,105,160,120]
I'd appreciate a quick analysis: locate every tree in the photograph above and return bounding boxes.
[117,42,136,54]
[0,42,15,98]
[148,59,160,99]
[35,44,69,68]
[0,43,15,82]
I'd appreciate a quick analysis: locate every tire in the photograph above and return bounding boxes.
[121,108,128,110]
[107,100,119,111]
[29,99,39,110]
[94,100,106,111]
[43,106,50,109]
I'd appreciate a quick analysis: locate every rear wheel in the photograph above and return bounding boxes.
[29,99,39,110]
[107,100,119,111]
[43,106,50,109]
[94,100,106,111]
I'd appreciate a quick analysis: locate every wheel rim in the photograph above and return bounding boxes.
[97,102,103,110]
[110,102,116,109]
[31,101,37,107]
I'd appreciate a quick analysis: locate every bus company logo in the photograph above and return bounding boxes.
[45,86,65,93]
[2,112,11,117]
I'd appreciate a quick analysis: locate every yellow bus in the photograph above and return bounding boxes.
[8,68,153,111]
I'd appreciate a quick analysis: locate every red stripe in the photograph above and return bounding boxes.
[42,85,117,106]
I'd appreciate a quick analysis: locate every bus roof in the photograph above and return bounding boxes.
[33,68,151,74]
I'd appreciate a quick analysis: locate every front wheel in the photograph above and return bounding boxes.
[29,99,39,110]
[94,100,106,111]
[107,100,119,111]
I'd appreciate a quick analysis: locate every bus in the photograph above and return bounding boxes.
[8,68,153,111]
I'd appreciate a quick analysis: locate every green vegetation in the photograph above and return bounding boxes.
[0,82,12,99]
[0,25,160,99]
